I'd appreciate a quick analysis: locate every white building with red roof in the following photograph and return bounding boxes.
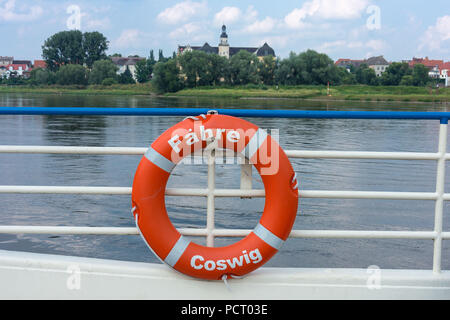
[408,57,445,79]
[2,59,32,79]
[440,62,450,86]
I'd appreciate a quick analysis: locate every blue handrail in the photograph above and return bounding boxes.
[0,107,449,124]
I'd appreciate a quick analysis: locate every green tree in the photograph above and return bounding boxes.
[207,54,229,86]
[298,50,341,85]
[83,31,109,68]
[152,59,183,93]
[42,30,85,71]
[29,68,56,85]
[178,51,229,87]
[149,50,156,65]
[118,66,135,84]
[229,50,260,85]
[102,78,118,86]
[355,64,378,85]
[412,64,430,86]
[275,52,299,85]
[134,50,159,83]
[380,62,411,86]
[56,64,88,85]
[178,51,210,88]
[258,56,277,85]
[275,50,340,85]
[42,30,109,71]
[336,67,356,85]
[89,59,118,85]
[158,49,169,62]
[134,59,152,83]
[400,75,414,86]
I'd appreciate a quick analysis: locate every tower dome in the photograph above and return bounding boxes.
[220,25,228,38]
[218,25,230,58]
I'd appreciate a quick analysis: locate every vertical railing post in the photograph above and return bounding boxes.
[240,161,253,199]
[433,119,447,274]
[206,141,217,247]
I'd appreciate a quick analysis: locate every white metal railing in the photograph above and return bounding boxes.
[0,123,448,273]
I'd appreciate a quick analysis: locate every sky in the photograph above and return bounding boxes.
[1,0,449,62]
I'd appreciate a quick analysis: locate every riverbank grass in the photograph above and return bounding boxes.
[0,83,155,96]
[170,85,450,103]
[1,84,449,102]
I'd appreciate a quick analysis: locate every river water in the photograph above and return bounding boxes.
[0,93,449,270]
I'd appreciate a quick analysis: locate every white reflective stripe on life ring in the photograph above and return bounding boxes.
[253,223,285,250]
[164,236,191,267]
[145,147,176,173]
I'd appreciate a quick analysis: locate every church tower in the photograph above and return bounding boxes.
[218,25,230,59]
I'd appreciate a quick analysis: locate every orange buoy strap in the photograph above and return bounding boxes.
[164,236,191,267]
[144,147,176,173]
[239,128,268,160]
[253,223,285,250]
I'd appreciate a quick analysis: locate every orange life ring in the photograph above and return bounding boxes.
[132,112,299,280]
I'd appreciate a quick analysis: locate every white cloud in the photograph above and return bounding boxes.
[317,0,370,19]
[85,18,111,30]
[112,29,142,49]
[257,35,291,49]
[157,1,208,25]
[168,22,213,44]
[284,7,314,29]
[317,40,348,51]
[79,7,111,31]
[284,0,370,29]
[316,39,386,54]
[169,22,201,39]
[0,0,43,22]
[419,15,450,51]
[244,5,258,22]
[244,17,277,34]
[213,6,242,26]
[365,39,386,51]
[81,5,112,30]
[110,28,162,56]
[239,5,278,35]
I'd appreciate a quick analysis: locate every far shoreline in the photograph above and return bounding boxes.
[1,84,449,104]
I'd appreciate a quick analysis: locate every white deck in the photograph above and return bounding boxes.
[0,250,449,300]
